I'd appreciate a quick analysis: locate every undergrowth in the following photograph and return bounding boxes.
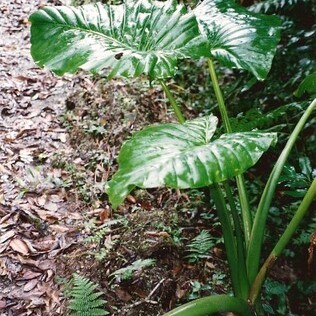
[68,273,109,316]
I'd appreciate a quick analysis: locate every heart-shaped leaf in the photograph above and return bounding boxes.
[29,0,210,79]
[194,0,281,80]
[106,115,277,208]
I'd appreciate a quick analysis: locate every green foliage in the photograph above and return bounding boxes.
[262,278,291,315]
[106,115,277,208]
[185,230,215,262]
[187,281,212,300]
[85,218,124,244]
[110,258,156,281]
[230,101,310,132]
[250,0,309,13]
[261,277,316,315]
[194,0,281,80]
[29,0,316,315]
[29,0,210,79]
[84,219,124,261]
[68,274,109,316]
[294,72,316,97]
[30,0,281,81]
[232,0,316,115]
[186,272,229,301]
[279,156,315,197]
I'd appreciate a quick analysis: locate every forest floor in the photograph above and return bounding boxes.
[1,1,316,316]
[1,1,229,315]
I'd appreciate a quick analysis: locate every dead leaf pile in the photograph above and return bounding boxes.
[0,0,84,315]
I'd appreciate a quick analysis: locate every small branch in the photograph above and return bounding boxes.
[122,278,166,310]
[147,277,166,299]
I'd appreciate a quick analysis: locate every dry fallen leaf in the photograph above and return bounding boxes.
[23,279,38,292]
[0,258,8,276]
[18,270,42,281]
[126,195,136,204]
[0,230,15,243]
[205,261,215,269]
[0,299,6,310]
[99,208,110,222]
[9,238,30,255]
[176,285,187,299]
[115,288,132,302]
[32,208,60,222]
[44,201,58,212]
[50,224,69,233]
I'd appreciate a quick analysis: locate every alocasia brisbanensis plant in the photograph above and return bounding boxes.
[29,0,316,315]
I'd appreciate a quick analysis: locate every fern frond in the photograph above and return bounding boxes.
[185,230,214,263]
[111,259,156,281]
[85,219,124,244]
[250,0,309,13]
[230,101,309,132]
[68,274,109,316]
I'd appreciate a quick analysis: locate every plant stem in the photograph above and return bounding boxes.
[223,182,249,300]
[208,58,252,246]
[209,184,241,297]
[159,80,185,124]
[207,59,232,133]
[249,178,316,304]
[247,98,316,285]
[162,294,254,316]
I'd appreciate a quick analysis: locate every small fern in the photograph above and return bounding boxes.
[68,274,109,316]
[111,259,156,281]
[85,219,124,244]
[185,230,215,263]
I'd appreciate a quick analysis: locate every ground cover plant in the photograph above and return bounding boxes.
[29,0,316,315]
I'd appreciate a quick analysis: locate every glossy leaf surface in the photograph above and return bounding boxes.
[294,72,316,97]
[194,0,281,80]
[29,0,210,79]
[106,115,277,208]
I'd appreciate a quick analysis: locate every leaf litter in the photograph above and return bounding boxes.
[0,0,85,314]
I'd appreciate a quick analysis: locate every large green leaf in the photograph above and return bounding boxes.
[29,0,210,79]
[294,72,316,97]
[194,0,281,80]
[106,115,277,208]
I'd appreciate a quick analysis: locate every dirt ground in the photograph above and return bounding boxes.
[1,1,316,316]
[1,1,227,315]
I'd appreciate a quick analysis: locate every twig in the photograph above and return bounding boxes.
[147,277,166,299]
[122,278,166,310]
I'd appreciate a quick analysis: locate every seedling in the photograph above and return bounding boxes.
[29,0,316,315]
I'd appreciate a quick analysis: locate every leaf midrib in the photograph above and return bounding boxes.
[35,20,188,56]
